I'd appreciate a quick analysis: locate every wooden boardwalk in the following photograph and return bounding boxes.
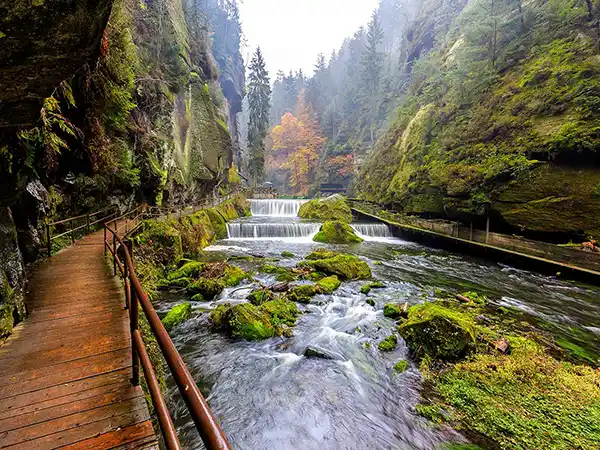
[0,229,158,449]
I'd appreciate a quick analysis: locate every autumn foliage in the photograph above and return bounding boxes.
[267,91,325,195]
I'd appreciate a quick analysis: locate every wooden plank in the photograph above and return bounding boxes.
[0,386,143,433]
[0,377,131,421]
[1,402,150,450]
[0,348,132,398]
[10,312,126,336]
[58,421,157,450]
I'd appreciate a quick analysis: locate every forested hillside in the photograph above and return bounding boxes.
[0,0,245,337]
[264,0,600,240]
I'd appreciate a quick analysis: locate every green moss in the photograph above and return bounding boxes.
[460,291,487,305]
[187,278,225,299]
[304,249,339,260]
[162,302,192,332]
[221,265,249,287]
[298,195,353,222]
[415,404,445,424]
[205,208,228,240]
[287,284,317,303]
[366,298,375,307]
[167,261,204,280]
[259,264,298,282]
[315,276,341,294]
[247,288,274,306]
[209,298,298,341]
[378,334,398,351]
[440,445,483,450]
[281,251,295,258]
[399,303,477,360]
[393,359,409,373]
[299,253,371,280]
[137,220,183,265]
[313,220,363,244]
[361,281,385,295]
[383,303,407,319]
[190,293,204,302]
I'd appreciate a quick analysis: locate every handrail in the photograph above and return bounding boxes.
[46,205,119,257]
[104,204,232,450]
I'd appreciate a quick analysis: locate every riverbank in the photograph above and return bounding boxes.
[351,206,600,284]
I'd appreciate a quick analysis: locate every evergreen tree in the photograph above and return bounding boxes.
[247,47,271,186]
[361,12,385,144]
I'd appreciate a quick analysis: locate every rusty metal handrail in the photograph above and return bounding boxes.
[46,205,119,257]
[104,207,231,450]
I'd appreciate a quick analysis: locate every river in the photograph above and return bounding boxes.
[159,199,600,449]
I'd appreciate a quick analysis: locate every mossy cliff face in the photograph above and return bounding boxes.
[359,0,600,238]
[0,0,114,129]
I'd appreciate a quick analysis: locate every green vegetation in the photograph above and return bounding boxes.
[404,298,600,449]
[297,195,353,223]
[287,284,317,303]
[399,302,477,360]
[259,264,298,282]
[247,288,274,306]
[315,276,341,294]
[162,302,192,332]
[209,299,299,341]
[360,281,385,295]
[378,333,398,351]
[383,303,408,319]
[313,220,363,244]
[281,251,295,258]
[393,360,408,374]
[299,251,371,280]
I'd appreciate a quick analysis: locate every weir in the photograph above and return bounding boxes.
[250,199,308,216]
[351,223,394,239]
[226,222,320,239]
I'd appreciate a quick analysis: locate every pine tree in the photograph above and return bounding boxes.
[361,12,384,144]
[247,47,271,186]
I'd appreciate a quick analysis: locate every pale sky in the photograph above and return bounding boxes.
[238,0,379,78]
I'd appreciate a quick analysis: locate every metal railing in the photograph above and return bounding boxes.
[46,205,119,257]
[104,206,231,450]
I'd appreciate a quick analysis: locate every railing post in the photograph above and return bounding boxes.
[113,232,117,276]
[103,225,107,256]
[486,216,490,244]
[130,285,140,386]
[46,223,51,258]
[86,213,90,234]
[71,218,75,244]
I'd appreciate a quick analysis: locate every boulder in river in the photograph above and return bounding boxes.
[297,195,353,223]
[384,302,409,319]
[378,334,398,351]
[299,251,371,280]
[303,346,340,360]
[315,276,341,294]
[398,302,477,360]
[287,284,317,303]
[313,220,363,244]
[162,302,192,332]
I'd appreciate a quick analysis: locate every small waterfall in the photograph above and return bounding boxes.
[227,222,321,239]
[352,223,394,240]
[250,199,308,217]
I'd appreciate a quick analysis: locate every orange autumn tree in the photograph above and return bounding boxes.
[267,90,325,195]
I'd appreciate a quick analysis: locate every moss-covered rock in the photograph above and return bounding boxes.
[247,288,274,306]
[298,195,353,222]
[360,281,386,295]
[383,302,409,319]
[287,284,317,303]
[304,249,339,260]
[281,251,295,258]
[167,261,204,280]
[190,293,205,302]
[259,264,298,282]
[398,302,477,360]
[162,302,192,332]
[187,278,225,299]
[378,334,398,351]
[221,265,249,286]
[137,220,183,265]
[209,298,298,340]
[299,253,371,280]
[316,276,341,294]
[393,359,409,373]
[313,220,363,244]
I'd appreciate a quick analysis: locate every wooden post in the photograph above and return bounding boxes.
[486,216,490,244]
[86,213,90,234]
[47,223,51,258]
[112,233,117,276]
[103,226,107,256]
[70,219,75,244]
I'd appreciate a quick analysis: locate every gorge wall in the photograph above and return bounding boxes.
[358,0,600,240]
[0,0,246,338]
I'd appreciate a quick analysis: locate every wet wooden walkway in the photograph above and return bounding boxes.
[0,229,158,449]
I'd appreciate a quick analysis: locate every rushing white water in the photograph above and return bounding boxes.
[352,223,395,241]
[250,199,308,217]
[227,222,320,239]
